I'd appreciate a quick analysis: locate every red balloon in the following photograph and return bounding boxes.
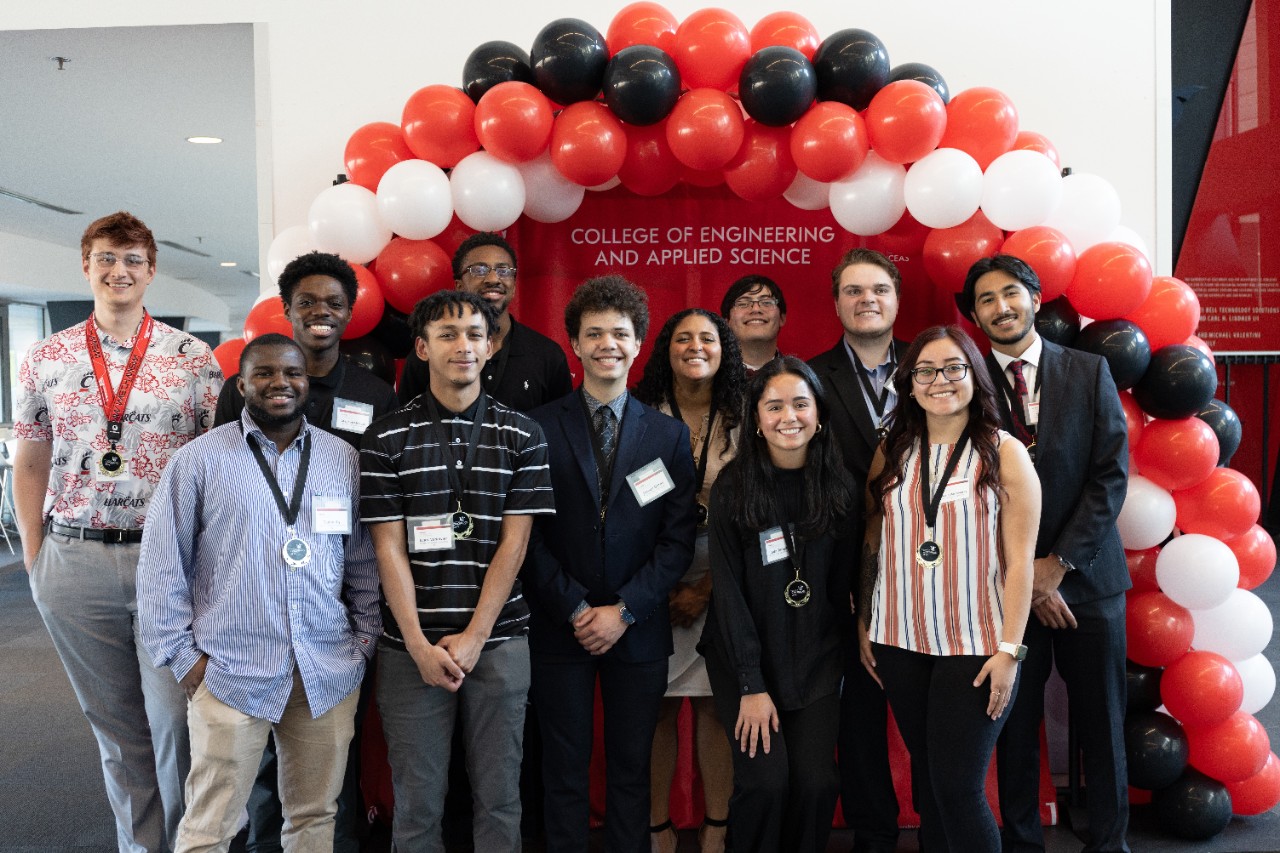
[372,237,453,315]
[618,120,682,196]
[723,121,796,202]
[1124,276,1202,351]
[344,122,414,192]
[550,101,627,187]
[1067,242,1153,320]
[1184,334,1216,365]
[1000,226,1076,302]
[212,338,247,378]
[1125,591,1194,667]
[1226,751,1280,815]
[1186,712,1271,783]
[1013,130,1060,169]
[243,298,292,342]
[749,11,820,59]
[1225,524,1277,590]
[344,265,385,340]
[1133,418,1219,491]
[922,211,1004,293]
[607,1,678,54]
[432,215,477,261]
[402,85,480,168]
[1126,547,1161,594]
[673,7,751,91]
[938,87,1019,170]
[790,101,868,182]
[474,81,554,163]
[1119,390,1146,452]
[1172,468,1261,541]
[865,80,947,165]
[1161,651,1243,727]
[666,88,745,171]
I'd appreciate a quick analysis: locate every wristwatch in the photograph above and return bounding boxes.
[618,602,636,626]
[998,641,1028,661]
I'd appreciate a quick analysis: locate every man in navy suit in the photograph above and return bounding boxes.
[961,255,1131,853]
[525,275,698,853]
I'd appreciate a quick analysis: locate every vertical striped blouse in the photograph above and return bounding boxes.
[868,432,1009,657]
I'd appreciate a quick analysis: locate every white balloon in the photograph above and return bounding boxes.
[783,171,830,211]
[518,153,586,224]
[589,176,622,192]
[981,150,1063,231]
[1234,654,1276,715]
[1117,475,1176,550]
[904,148,983,229]
[1109,225,1151,264]
[376,159,453,240]
[266,225,316,288]
[829,152,906,236]
[1191,588,1273,662]
[1041,172,1122,252]
[308,182,392,265]
[1156,533,1240,611]
[450,151,526,232]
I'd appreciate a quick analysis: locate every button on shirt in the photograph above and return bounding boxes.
[138,411,380,722]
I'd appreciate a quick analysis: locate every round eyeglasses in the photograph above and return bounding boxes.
[910,364,970,385]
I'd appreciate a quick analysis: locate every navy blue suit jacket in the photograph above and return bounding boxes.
[524,390,698,662]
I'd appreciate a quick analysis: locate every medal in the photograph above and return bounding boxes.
[668,398,716,535]
[282,532,312,568]
[98,449,126,477]
[247,430,314,569]
[86,312,153,481]
[784,572,811,608]
[451,502,474,540]
[424,392,488,547]
[696,501,709,530]
[916,539,942,569]
[915,429,971,572]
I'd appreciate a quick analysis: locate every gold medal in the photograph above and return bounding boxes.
[98,449,126,477]
[916,540,942,569]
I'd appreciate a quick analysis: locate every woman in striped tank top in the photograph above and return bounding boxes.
[858,325,1040,851]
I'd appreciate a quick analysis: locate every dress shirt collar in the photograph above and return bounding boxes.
[582,387,628,422]
[990,335,1043,373]
[240,408,312,453]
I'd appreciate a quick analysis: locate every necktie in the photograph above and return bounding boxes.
[1008,360,1034,446]
[594,405,617,460]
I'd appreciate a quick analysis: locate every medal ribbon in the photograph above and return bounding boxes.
[248,431,312,528]
[423,392,488,511]
[918,430,972,538]
[667,396,716,502]
[854,349,896,425]
[85,312,154,445]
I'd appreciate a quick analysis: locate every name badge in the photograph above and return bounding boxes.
[626,458,675,507]
[409,514,453,552]
[760,526,789,565]
[940,478,970,504]
[312,495,352,534]
[333,398,375,434]
[1025,400,1040,426]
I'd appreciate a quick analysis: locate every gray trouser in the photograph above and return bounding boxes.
[29,531,190,853]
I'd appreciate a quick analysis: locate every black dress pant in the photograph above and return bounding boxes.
[839,619,901,852]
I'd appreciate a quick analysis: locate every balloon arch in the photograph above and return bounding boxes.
[217,4,1280,835]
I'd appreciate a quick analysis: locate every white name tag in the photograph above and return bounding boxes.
[409,514,453,552]
[760,526,789,564]
[1025,400,1040,426]
[332,398,375,434]
[940,478,970,504]
[312,495,352,534]
[626,458,675,507]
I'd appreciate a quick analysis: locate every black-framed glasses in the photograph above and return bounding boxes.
[462,263,517,280]
[89,252,149,270]
[910,364,970,385]
[732,296,779,310]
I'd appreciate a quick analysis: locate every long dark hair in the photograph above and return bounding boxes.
[718,356,852,537]
[634,308,744,454]
[869,326,1003,509]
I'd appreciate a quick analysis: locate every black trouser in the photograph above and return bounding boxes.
[706,651,840,853]
[875,644,1016,853]
[839,619,901,852]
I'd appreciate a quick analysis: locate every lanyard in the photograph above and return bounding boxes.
[987,353,1042,437]
[667,396,716,500]
[247,430,312,529]
[918,430,971,533]
[423,392,488,510]
[854,350,896,423]
[85,312,154,446]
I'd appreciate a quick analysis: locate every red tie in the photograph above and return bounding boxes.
[1008,360,1034,446]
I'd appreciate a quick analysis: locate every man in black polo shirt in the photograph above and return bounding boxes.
[361,290,555,853]
[396,232,572,413]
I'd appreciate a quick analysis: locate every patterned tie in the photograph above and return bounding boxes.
[1008,360,1034,446]
[593,405,617,460]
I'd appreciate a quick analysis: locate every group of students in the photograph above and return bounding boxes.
[15,211,1133,853]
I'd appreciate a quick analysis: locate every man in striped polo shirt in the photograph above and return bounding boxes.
[360,290,555,853]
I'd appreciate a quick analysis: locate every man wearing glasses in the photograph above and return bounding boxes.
[13,211,223,852]
[397,232,572,414]
[719,274,787,375]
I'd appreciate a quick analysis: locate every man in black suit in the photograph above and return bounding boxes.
[807,248,905,853]
[961,254,1131,853]
[525,275,698,853]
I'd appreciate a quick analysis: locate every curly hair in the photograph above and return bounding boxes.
[277,251,359,309]
[564,275,650,342]
[408,290,499,340]
[452,231,516,279]
[81,211,157,265]
[634,308,744,453]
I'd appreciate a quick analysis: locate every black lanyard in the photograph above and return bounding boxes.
[918,430,971,533]
[247,430,312,529]
[854,350,896,423]
[987,352,1042,437]
[423,392,488,509]
[667,396,716,499]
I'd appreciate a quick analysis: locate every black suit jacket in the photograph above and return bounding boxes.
[985,338,1131,604]
[524,391,698,662]
[808,337,909,484]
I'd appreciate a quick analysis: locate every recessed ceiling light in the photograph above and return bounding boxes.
[186,136,223,144]
[220,261,237,267]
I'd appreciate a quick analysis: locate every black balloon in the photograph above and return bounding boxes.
[530,18,609,105]
[1195,398,1243,466]
[1125,710,1187,790]
[370,304,414,359]
[462,41,534,103]
[739,46,817,127]
[1035,297,1081,347]
[812,28,890,111]
[1152,769,1233,840]
[1132,344,1218,419]
[889,61,950,104]
[602,45,680,126]
[1073,320,1152,391]
[1126,661,1164,715]
[340,336,396,386]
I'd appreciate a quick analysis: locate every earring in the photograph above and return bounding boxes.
[816,423,824,433]
[756,427,763,437]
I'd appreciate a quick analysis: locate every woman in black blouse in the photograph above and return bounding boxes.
[699,356,859,853]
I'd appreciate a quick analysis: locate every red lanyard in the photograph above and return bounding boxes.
[85,312,154,446]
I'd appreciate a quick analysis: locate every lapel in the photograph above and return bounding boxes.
[606,396,648,509]
[1035,340,1064,443]
[984,351,1017,433]
[820,340,880,451]
[560,393,602,509]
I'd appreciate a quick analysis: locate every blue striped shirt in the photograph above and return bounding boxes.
[138,410,381,721]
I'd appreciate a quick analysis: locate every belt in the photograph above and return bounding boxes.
[49,522,145,544]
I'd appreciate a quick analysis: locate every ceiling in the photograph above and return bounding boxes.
[0,23,260,331]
